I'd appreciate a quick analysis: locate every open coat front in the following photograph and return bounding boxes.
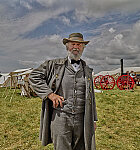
[29,57,97,150]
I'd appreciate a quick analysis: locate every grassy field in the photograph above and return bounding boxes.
[0,86,140,150]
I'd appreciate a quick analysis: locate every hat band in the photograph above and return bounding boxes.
[69,37,84,41]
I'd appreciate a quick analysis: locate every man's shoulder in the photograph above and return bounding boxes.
[51,57,67,64]
[44,57,67,65]
[81,59,93,71]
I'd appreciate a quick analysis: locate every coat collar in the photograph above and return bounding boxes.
[54,57,68,65]
[54,57,93,77]
[53,57,91,68]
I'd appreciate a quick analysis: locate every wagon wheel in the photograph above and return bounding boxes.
[100,75,115,90]
[94,75,103,89]
[116,75,134,90]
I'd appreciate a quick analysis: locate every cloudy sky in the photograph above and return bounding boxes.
[0,0,140,73]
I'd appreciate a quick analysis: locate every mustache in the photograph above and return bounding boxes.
[72,48,79,52]
[67,49,82,61]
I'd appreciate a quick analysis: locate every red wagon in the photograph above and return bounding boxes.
[94,74,135,90]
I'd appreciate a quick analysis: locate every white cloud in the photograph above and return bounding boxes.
[0,0,140,73]
[36,0,57,7]
[85,0,140,13]
[83,19,140,72]
[109,28,116,33]
[114,34,123,40]
[19,0,33,10]
[61,16,71,26]
[74,0,140,21]
[0,0,73,35]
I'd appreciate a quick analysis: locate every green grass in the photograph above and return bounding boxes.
[0,87,140,150]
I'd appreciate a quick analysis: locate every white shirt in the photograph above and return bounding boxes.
[68,57,80,72]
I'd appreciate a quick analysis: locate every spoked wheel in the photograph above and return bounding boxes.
[100,75,115,90]
[116,75,134,90]
[94,75,103,89]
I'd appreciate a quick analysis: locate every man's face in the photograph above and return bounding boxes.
[66,41,85,60]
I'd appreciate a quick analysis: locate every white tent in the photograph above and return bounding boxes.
[0,73,10,87]
[9,68,33,88]
[1,68,34,101]
[0,68,33,87]
[94,67,140,77]
[10,68,33,75]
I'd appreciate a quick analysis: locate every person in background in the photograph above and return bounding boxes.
[130,71,137,88]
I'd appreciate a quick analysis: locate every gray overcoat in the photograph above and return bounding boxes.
[29,57,98,150]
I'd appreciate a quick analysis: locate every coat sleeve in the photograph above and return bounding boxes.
[93,93,98,121]
[92,79,98,121]
[29,60,54,100]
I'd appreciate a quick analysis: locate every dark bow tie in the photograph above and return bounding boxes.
[71,59,80,64]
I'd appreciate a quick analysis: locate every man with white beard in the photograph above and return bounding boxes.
[29,33,98,150]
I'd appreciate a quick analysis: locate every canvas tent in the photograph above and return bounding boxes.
[1,68,34,100]
[10,68,33,97]
[9,68,33,88]
[0,68,33,88]
[94,67,140,77]
[0,73,10,87]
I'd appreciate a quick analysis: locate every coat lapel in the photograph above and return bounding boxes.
[83,65,95,150]
[84,65,93,103]
[54,58,67,93]
[84,65,93,79]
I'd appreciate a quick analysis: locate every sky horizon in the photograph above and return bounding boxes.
[0,0,140,74]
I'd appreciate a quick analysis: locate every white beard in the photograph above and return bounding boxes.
[67,48,82,61]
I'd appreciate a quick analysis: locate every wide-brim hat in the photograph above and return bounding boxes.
[63,33,89,45]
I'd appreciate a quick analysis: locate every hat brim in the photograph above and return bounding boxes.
[63,38,89,45]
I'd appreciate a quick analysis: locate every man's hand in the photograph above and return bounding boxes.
[48,93,64,108]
